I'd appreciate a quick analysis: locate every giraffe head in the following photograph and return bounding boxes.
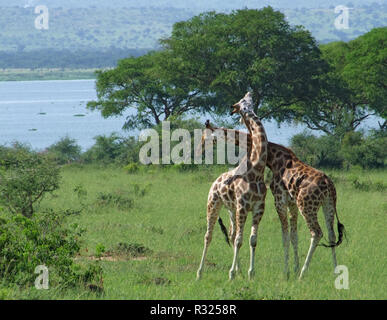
[230,92,254,116]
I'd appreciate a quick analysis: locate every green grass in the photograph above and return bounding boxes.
[4,165,387,299]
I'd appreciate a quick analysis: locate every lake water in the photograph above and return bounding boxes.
[0,79,379,151]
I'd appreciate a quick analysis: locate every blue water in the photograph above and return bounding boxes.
[0,79,380,151]
[0,79,133,151]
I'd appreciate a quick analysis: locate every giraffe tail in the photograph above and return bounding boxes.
[321,190,346,248]
[320,217,345,248]
[218,217,230,246]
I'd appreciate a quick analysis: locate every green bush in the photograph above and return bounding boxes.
[340,130,387,169]
[46,136,82,164]
[290,132,343,168]
[0,148,60,217]
[81,134,142,165]
[0,209,103,290]
[290,130,386,169]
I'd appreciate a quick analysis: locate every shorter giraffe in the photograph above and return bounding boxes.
[197,92,268,280]
[201,121,345,279]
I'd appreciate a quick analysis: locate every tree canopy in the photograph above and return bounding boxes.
[161,7,330,121]
[89,7,331,128]
[300,26,387,135]
[88,7,386,136]
[87,50,206,129]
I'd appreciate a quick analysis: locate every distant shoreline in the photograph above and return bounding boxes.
[0,68,98,81]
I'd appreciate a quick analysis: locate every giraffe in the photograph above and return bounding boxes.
[196,92,268,281]
[201,121,345,279]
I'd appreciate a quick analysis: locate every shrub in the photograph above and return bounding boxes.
[290,130,386,169]
[0,209,103,290]
[81,134,141,165]
[340,130,387,169]
[290,132,342,168]
[0,148,60,217]
[46,136,82,164]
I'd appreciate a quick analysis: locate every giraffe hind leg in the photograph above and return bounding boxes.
[288,202,299,274]
[298,205,322,280]
[274,199,290,279]
[196,195,222,280]
[229,207,247,280]
[228,210,241,273]
[322,201,338,271]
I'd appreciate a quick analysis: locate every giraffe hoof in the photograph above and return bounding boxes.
[229,270,236,280]
[248,270,255,280]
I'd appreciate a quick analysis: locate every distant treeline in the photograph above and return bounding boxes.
[0,48,150,69]
[0,4,385,53]
[0,0,381,10]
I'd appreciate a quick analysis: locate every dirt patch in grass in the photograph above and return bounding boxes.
[86,255,148,262]
[77,242,152,262]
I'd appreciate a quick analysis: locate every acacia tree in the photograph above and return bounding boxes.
[87,50,206,129]
[160,7,330,121]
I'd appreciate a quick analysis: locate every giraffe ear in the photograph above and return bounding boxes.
[239,117,244,125]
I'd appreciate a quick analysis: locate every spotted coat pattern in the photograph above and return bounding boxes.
[203,122,343,278]
[197,93,268,280]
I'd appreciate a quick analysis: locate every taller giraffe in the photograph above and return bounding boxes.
[201,121,345,279]
[196,92,268,280]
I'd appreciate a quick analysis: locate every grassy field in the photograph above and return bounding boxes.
[7,165,387,300]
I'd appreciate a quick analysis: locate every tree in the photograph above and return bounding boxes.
[160,7,330,122]
[46,136,82,164]
[0,148,60,218]
[88,7,331,129]
[87,50,206,129]
[304,27,387,135]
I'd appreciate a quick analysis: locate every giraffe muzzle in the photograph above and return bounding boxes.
[230,104,239,116]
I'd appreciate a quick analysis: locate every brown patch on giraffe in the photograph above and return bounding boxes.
[248,172,256,181]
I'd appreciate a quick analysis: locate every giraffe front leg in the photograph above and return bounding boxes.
[248,202,265,280]
[197,197,221,280]
[228,210,240,273]
[229,208,247,280]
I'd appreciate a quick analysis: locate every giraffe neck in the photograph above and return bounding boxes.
[204,124,297,173]
[241,111,268,171]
